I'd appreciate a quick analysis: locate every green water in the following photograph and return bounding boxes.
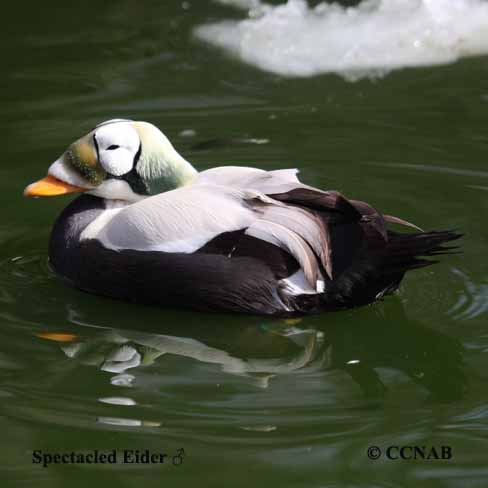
[2,1,488,487]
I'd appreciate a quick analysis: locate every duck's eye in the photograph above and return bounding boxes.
[107,144,120,151]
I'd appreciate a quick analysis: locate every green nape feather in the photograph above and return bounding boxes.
[133,121,197,195]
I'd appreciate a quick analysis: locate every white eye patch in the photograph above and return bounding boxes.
[95,122,140,176]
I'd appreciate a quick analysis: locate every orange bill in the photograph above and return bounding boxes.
[36,332,78,342]
[24,175,86,197]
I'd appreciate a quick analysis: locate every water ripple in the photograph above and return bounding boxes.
[449,268,488,321]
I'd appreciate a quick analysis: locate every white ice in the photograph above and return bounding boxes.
[195,0,488,80]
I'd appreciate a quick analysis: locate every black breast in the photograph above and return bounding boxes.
[49,194,106,277]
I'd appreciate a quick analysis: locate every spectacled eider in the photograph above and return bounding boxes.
[24,119,460,315]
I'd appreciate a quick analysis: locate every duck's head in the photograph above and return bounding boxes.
[24,119,197,201]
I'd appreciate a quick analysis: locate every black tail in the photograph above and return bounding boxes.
[268,188,461,314]
[317,229,461,311]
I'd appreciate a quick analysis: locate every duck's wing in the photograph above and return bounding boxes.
[195,166,302,194]
[194,166,420,279]
[80,184,258,253]
[196,166,420,238]
[81,169,424,291]
[79,182,333,291]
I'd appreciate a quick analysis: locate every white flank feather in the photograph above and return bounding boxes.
[81,184,257,253]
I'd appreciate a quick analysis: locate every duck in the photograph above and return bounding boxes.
[24,119,460,316]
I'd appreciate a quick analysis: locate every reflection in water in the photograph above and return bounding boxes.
[56,318,319,390]
[321,306,466,402]
[42,300,465,404]
[99,397,136,406]
[97,416,161,428]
